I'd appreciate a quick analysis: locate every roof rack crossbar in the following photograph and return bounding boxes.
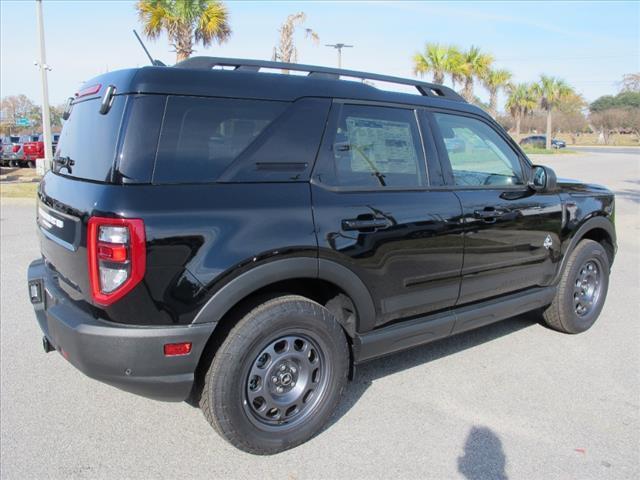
[174,56,465,102]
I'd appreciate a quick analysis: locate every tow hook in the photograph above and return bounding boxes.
[42,336,55,353]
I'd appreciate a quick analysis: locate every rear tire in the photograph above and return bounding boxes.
[542,239,610,333]
[199,295,349,454]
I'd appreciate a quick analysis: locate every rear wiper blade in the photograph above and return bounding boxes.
[53,156,75,167]
[53,156,75,173]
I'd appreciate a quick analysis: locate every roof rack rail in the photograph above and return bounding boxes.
[174,56,465,102]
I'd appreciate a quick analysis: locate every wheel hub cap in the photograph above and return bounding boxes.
[573,260,602,317]
[244,334,328,427]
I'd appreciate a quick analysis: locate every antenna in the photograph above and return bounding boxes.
[133,29,165,67]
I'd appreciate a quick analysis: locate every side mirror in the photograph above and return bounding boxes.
[529,165,557,192]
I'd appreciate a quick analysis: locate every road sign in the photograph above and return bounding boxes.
[16,117,31,127]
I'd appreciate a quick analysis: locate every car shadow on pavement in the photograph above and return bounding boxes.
[458,425,508,480]
[326,312,539,432]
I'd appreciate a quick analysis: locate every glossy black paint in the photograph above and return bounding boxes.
[312,186,465,328]
[454,189,563,304]
[37,177,317,326]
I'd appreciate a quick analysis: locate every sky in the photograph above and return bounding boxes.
[1,0,639,110]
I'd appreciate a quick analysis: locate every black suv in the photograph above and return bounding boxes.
[28,58,616,455]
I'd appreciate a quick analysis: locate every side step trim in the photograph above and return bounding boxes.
[353,286,556,363]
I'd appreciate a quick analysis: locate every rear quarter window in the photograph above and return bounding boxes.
[153,96,288,184]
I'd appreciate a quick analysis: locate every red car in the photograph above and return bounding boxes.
[22,133,60,167]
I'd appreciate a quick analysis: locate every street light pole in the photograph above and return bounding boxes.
[35,0,53,173]
[325,43,353,68]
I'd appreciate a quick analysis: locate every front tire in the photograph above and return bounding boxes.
[543,239,610,333]
[200,295,349,454]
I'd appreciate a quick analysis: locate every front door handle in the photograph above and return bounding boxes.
[342,217,390,231]
[473,208,505,221]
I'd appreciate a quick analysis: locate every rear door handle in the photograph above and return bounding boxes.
[342,218,390,231]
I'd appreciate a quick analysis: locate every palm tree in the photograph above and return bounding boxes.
[412,43,450,84]
[460,46,493,102]
[136,0,231,63]
[506,83,537,138]
[447,46,466,90]
[482,69,512,118]
[272,12,319,66]
[533,75,573,149]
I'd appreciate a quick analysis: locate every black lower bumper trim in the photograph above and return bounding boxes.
[28,259,215,402]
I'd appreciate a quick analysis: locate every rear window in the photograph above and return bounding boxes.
[153,96,288,184]
[54,96,126,182]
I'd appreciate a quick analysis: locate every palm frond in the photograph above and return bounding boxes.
[136,0,174,40]
[195,0,231,46]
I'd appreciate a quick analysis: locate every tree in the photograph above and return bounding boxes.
[619,72,640,93]
[459,46,493,102]
[136,0,231,63]
[590,91,640,112]
[482,68,512,118]
[413,43,455,84]
[589,109,629,144]
[505,83,537,138]
[0,95,37,128]
[49,104,65,131]
[272,12,318,67]
[533,75,573,149]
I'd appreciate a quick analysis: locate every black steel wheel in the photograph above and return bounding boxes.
[543,239,610,333]
[573,259,603,318]
[199,295,349,454]
[244,333,329,429]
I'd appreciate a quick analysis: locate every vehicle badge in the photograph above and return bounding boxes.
[543,235,553,250]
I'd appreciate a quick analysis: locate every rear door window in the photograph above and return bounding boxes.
[153,96,288,184]
[315,104,427,189]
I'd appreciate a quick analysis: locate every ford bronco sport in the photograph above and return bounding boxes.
[28,57,616,454]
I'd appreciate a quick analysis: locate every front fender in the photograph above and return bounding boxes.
[552,215,616,285]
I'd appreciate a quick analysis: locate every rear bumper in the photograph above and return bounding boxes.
[28,258,215,402]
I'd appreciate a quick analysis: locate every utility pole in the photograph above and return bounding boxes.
[325,43,353,68]
[35,0,53,173]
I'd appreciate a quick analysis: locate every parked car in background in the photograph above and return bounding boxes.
[8,135,40,167]
[1,136,20,167]
[520,135,566,149]
[23,133,60,167]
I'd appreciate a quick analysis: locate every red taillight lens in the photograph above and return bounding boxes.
[87,217,145,306]
[76,83,101,98]
[164,342,192,356]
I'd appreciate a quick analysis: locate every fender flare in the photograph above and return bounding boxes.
[552,215,616,285]
[192,257,376,335]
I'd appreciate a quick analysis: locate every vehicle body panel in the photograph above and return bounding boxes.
[26,61,616,402]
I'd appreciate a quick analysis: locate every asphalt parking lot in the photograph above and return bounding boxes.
[1,149,639,479]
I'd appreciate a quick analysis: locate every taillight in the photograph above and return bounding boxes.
[76,83,101,98]
[87,217,145,306]
[12,145,19,152]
